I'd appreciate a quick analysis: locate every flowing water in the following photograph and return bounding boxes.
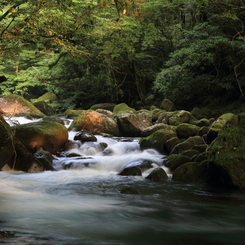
[1,118,245,245]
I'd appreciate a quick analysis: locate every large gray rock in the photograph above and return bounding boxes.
[116,111,152,137]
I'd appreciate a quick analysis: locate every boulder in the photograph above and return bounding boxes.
[34,91,58,103]
[156,110,192,125]
[33,149,54,170]
[69,110,121,136]
[208,113,245,189]
[146,168,169,181]
[172,162,208,183]
[113,103,136,116]
[42,116,65,125]
[14,120,68,155]
[64,109,85,119]
[176,123,200,139]
[33,101,54,116]
[141,123,176,137]
[171,136,206,154]
[95,109,113,117]
[140,129,177,154]
[90,103,116,112]
[164,154,191,172]
[160,99,175,111]
[117,111,152,137]
[206,113,235,144]
[165,137,185,154]
[0,94,45,118]
[118,166,142,176]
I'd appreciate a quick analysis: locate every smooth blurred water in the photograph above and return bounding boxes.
[1,117,245,245]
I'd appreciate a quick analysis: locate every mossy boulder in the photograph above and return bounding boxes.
[164,154,191,172]
[141,123,176,137]
[206,113,235,144]
[113,103,136,116]
[33,101,54,116]
[171,136,205,154]
[208,113,245,189]
[146,168,169,181]
[14,121,68,155]
[165,137,185,154]
[156,110,192,125]
[116,111,152,137]
[172,162,208,183]
[69,110,121,136]
[90,103,116,112]
[64,109,85,119]
[0,94,45,118]
[140,129,177,154]
[160,99,175,111]
[34,91,58,103]
[176,123,200,139]
[151,108,165,121]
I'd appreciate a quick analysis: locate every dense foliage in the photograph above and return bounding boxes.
[0,0,245,111]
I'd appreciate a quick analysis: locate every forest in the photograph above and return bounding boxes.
[0,0,245,113]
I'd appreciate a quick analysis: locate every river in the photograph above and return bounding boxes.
[1,117,245,245]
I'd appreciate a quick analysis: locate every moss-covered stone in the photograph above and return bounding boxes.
[141,123,176,137]
[69,110,121,136]
[172,162,208,183]
[208,113,245,189]
[34,91,58,103]
[33,101,54,116]
[171,136,204,154]
[139,129,177,154]
[165,137,185,154]
[206,113,235,144]
[176,123,200,139]
[113,103,136,116]
[90,103,115,111]
[14,120,68,154]
[64,109,85,119]
[146,168,168,181]
[151,108,165,121]
[160,99,175,111]
[164,154,191,172]
[0,94,45,118]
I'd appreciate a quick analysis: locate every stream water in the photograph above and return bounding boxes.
[1,117,245,245]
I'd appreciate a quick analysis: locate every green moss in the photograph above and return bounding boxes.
[113,103,136,116]
[34,91,58,103]
[64,109,85,119]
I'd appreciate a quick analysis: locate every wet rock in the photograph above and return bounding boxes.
[165,137,185,154]
[42,116,64,125]
[123,159,154,171]
[33,149,54,170]
[0,230,15,238]
[74,130,97,143]
[120,186,138,194]
[146,168,168,181]
[118,166,142,176]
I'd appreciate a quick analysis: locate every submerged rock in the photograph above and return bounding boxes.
[120,186,138,194]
